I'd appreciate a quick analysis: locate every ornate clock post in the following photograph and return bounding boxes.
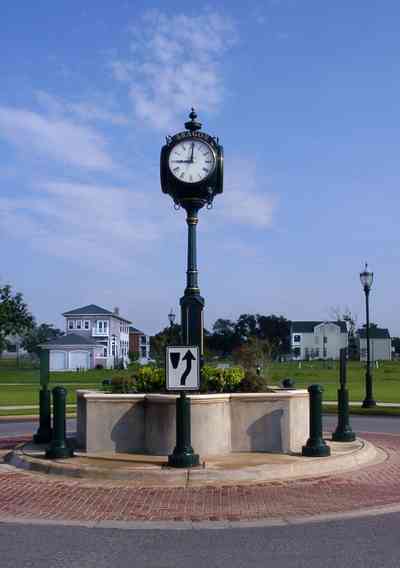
[161,109,224,361]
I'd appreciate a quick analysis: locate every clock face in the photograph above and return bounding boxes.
[168,139,216,183]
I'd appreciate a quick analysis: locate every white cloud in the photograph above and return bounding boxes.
[0,181,165,269]
[217,158,275,228]
[111,10,237,130]
[0,106,114,171]
[35,91,129,126]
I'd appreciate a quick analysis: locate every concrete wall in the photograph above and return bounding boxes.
[78,391,309,456]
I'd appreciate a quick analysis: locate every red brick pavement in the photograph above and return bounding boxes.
[1,433,400,522]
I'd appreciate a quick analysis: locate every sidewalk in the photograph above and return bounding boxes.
[1,433,400,524]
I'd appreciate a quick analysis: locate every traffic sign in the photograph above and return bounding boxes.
[166,346,200,390]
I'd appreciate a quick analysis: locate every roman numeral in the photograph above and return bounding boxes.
[202,167,209,173]
[173,167,179,173]
[180,172,185,179]
[189,175,193,182]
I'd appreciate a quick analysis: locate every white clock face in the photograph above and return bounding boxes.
[168,139,215,183]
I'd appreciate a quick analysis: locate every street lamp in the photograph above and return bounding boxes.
[168,308,176,344]
[360,263,376,408]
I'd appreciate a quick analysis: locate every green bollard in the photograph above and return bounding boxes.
[332,348,356,442]
[33,350,52,444]
[46,386,74,459]
[302,384,331,457]
[168,392,199,468]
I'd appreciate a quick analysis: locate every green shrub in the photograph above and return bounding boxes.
[200,365,244,393]
[132,365,165,393]
[239,371,269,393]
[110,374,134,393]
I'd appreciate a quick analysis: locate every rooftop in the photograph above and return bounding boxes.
[62,304,131,323]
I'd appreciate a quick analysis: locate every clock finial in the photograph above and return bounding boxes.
[185,108,202,132]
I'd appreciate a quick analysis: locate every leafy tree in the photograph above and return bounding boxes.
[232,336,271,371]
[207,318,239,356]
[257,314,291,357]
[234,314,258,342]
[22,323,64,357]
[150,324,181,364]
[0,285,34,353]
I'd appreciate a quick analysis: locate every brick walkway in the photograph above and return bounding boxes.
[0,433,400,522]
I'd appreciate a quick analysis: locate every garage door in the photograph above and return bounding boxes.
[50,351,66,371]
[69,351,89,370]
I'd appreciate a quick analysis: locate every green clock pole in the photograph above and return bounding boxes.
[161,109,223,468]
[180,203,204,359]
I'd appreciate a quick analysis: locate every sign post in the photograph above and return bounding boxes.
[166,346,200,468]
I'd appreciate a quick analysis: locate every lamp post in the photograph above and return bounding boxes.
[360,263,376,408]
[168,308,176,344]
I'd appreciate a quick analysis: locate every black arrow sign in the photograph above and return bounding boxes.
[180,350,196,385]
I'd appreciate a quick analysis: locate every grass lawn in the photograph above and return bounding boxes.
[1,359,400,415]
[0,362,117,408]
[266,360,400,403]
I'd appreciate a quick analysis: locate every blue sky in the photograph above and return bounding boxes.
[1,1,399,335]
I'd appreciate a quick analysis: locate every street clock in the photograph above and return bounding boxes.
[160,109,223,209]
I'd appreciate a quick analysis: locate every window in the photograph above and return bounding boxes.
[293,334,301,343]
[68,320,74,330]
[96,320,108,333]
[84,321,90,330]
[315,348,319,358]
[323,336,328,344]
[141,347,146,357]
[76,320,82,330]
[293,347,301,357]
[140,336,147,345]
[103,347,107,357]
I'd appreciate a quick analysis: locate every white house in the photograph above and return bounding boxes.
[358,326,391,361]
[42,304,131,371]
[291,321,348,360]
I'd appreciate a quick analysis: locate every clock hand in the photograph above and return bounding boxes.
[171,160,191,163]
[190,142,194,163]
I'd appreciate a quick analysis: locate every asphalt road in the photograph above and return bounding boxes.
[1,414,400,567]
[1,513,400,568]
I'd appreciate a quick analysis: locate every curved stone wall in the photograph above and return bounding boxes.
[76,390,309,457]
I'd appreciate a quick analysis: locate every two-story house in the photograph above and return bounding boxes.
[291,321,348,360]
[42,304,131,371]
[129,326,151,362]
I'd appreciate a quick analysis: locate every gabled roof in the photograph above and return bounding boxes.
[357,327,390,339]
[129,326,144,334]
[291,321,348,333]
[62,304,131,323]
[40,333,99,347]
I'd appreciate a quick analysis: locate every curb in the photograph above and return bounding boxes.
[5,438,384,486]
[1,503,400,531]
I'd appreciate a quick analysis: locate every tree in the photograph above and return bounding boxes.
[232,336,272,371]
[207,318,239,356]
[150,324,181,364]
[0,285,34,353]
[257,314,291,357]
[22,323,64,357]
[330,306,359,360]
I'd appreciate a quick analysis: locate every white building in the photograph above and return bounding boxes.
[43,304,131,371]
[291,321,348,360]
[358,327,391,361]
